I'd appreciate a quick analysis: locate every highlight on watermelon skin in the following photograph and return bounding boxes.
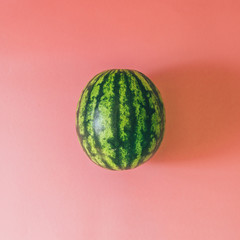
[76,69,165,170]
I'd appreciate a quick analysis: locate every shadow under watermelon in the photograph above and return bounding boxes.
[149,62,240,165]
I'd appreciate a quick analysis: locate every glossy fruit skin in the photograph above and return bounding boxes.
[76,69,165,170]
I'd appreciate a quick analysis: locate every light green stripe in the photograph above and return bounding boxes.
[133,71,162,143]
[134,71,164,105]
[82,139,106,168]
[77,88,89,135]
[85,71,111,167]
[118,72,130,169]
[88,71,107,87]
[76,71,110,169]
[125,70,146,169]
[142,152,152,164]
[150,111,161,138]
[119,147,128,169]
[148,137,156,153]
[97,70,119,170]
[85,71,110,140]
[119,72,130,142]
[77,71,106,135]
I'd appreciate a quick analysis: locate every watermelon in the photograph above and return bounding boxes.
[76,69,165,170]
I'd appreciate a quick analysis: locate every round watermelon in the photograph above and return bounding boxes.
[76,69,165,170]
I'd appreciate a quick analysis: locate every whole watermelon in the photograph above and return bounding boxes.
[76,69,165,170]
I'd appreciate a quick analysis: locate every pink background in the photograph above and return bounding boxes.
[1,0,240,239]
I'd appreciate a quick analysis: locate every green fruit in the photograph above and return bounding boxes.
[76,69,165,170]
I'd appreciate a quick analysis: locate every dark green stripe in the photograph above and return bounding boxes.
[128,70,154,166]
[136,71,165,159]
[92,70,115,169]
[76,72,105,147]
[118,71,131,169]
[86,71,115,167]
[95,70,120,170]
[128,71,153,165]
[77,71,106,137]
[76,88,86,146]
[138,71,164,109]
[112,71,121,167]
[124,71,137,169]
[139,71,165,145]
[82,71,110,167]
[127,71,144,168]
[138,71,165,142]
[77,80,99,162]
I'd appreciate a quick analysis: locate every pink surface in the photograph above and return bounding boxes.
[1,0,240,239]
